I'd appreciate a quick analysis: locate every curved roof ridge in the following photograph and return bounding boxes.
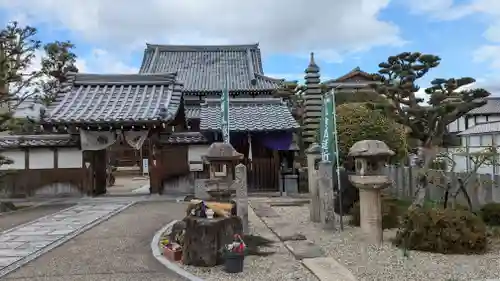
[73,72,180,85]
[145,43,260,51]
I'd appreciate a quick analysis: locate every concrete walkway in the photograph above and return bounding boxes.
[2,201,187,281]
[0,203,75,233]
[0,202,134,277]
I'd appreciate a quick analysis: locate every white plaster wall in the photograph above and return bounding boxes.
[476,116,487,124]
[0,150,25,170]
[188,145,209,171]
[451,134,500,174]
[448,119,458,133]
[29,149,54,169]
[58,148,83,168]
[34,182,82,197]
[448,116,467,133]
[459,117,466,132]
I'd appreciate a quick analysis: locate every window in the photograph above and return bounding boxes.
[469,136,480,146]
[480,135,493,147]
[495,134,500,146]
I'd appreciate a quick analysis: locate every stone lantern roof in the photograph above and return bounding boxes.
[202,142,243,162]
[348,140,395,158]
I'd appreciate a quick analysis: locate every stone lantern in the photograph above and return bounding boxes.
[200,142,243,201]
[347,140,394,245]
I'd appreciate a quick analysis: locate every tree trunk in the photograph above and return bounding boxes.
[411,145,439,208]
[182,216,242,267]
[443,182,451,209]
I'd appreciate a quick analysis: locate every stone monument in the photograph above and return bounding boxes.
[318,161,335,229]
[234,163,249,234]
[306,143,321,222]
[347,140,394,245]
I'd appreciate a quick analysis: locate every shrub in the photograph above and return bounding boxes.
[393,207,487,254]
[480,203,500,226]
[349,196,401,229]
[335,103,408,163]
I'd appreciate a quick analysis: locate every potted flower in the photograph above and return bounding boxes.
[222,234,246,273]
[161,238,182,262]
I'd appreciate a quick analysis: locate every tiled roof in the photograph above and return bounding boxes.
[45,73,184,125]
[159,132,208,144]
[322,67,373,84]
[200,98,299,132]
[458,121,500,136]
[0,134,78,149]
[467,97,500,115]
[139,44,284,94]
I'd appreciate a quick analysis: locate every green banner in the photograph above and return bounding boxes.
[330,89,340,167]
[221,81,230,143]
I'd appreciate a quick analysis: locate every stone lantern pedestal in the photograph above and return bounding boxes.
[347,140,394,246]
[351,176,391,244]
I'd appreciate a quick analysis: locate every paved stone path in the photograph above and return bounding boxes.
[3,201,187,281]
[0,202,133,277]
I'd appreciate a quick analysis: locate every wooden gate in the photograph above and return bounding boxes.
[246,158,280,192]
[83,149,107,196]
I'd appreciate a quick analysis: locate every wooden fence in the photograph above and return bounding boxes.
[385,165,500,209]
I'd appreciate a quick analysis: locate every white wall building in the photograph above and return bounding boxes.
[447,97,500,174]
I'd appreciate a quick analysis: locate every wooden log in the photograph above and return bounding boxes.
[182,216,243,267]
[189,199,233,217]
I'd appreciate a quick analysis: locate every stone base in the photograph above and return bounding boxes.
[303,257,357,281]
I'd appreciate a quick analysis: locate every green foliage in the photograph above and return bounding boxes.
[393,207,488,254]
[40,40,78,105]
[335,103,408,162]
[480,203,500,226]
[0,21,78,168]
[242,234,275,257]
[349,196,401,229]
[370,52,490,147]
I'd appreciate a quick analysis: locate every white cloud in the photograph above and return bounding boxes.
[76,49,136,74]
[472,45,500,69]
[407,0,500,93]
[0,0,405,61]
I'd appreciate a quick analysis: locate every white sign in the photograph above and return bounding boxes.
[142,158,149,175]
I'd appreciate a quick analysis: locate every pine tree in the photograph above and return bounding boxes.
[370,52,490,207]
[0,21,78,153]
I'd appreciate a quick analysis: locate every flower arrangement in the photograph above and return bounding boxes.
[160,238,182,261]
[222,234,247,257]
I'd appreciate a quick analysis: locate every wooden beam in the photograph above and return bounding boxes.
[53,148,58,169]
[24,149,29,170]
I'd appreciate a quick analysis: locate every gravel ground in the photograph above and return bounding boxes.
[266,204,500,281]
[175,208,318,281]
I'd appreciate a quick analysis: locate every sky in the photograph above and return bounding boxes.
[0,0,500,95]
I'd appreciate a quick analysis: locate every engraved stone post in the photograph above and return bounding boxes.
[194,179,210,200]
[235,163,249,234]
[306,143,321,222]
[318,161,335,229]
[348,140,394,246]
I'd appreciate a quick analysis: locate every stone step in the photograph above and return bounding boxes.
[251,203,279,218]
[284,240,324,260]
[302,257,357,281]
[267,222,307,241]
